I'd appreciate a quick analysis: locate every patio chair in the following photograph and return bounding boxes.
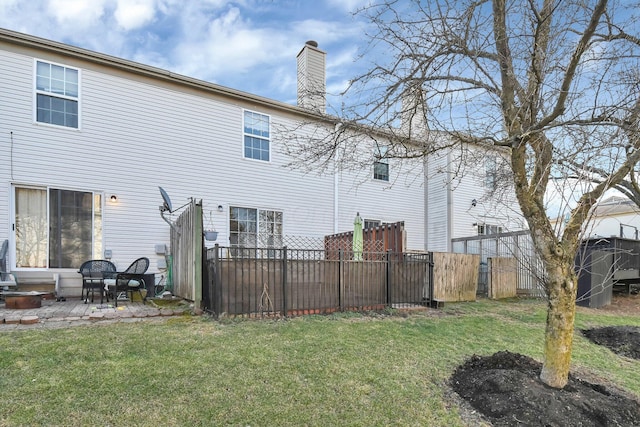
[78,259,117,304]
[104,257,150,307]
[0,239,18,295]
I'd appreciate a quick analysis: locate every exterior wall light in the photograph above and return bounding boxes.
[110,195,117,202]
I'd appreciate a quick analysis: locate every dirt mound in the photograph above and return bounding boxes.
[450,351,640,426]
[582,326,640,359]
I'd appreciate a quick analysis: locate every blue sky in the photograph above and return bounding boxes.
[0,0,371,106]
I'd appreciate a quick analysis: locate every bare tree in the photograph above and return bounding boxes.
[286,0,640,388]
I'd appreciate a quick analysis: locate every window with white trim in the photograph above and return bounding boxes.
[374,145,389,181]
[364,219,381,229]
[14,186,102,268]
[477,223,502,235]
[230,207,282,256]
[35,60,79,128]
[485,155,497,190]
[243,110,270,161]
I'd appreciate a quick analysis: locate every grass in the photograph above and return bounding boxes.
[0,299,638,426]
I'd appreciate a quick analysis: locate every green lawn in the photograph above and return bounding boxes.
[0,299,638,426]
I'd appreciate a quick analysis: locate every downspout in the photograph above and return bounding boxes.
[446,150,453,252]
[424,155,429,251]
[334,159,339,233]
[333,122,342,233]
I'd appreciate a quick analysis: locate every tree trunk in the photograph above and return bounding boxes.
[540,258,577,388]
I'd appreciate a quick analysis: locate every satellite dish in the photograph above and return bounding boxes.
[159,186,173,213]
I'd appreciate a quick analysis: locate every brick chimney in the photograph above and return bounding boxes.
[297,40,326,113]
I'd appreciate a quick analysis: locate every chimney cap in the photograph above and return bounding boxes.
[305,40,318,48]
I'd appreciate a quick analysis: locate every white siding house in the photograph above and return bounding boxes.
[425,145,526,252]
[586,197,640,239]
[0,29,523,297]
[551,196,640,240]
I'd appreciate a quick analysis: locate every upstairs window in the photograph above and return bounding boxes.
[243,110,270,161]
[485,156,497,190]
[477,224,503,235]
[35,60,79,128]
[373,145,389,181]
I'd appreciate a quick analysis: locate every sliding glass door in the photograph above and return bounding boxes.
[14,186,102,269]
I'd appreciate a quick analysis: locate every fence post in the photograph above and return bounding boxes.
[282,246,288,317]
[213,244,221,318]
[339,249,344,311]
[385,250,391,306]
[428,252,434,307]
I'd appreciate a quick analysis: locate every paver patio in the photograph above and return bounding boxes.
[0,296,191,330]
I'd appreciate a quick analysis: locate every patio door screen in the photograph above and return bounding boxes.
[14,186,102,268]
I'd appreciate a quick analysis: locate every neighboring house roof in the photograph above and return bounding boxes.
[550,196,640,222]
[591,197,640,218]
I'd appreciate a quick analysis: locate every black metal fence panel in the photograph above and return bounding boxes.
[204,245,433,318]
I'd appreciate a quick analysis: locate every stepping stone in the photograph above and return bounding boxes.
[20,316,39,325]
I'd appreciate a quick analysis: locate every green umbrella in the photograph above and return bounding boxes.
[353,212,363,261]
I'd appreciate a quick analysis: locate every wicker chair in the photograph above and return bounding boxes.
[78,259,117,304]
[104,257,150,307]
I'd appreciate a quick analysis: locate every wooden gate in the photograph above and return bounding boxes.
[170,199,203,306]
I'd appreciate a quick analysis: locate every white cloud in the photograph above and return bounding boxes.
[325,0,371,13]
[171,7,295,80]
[47,0,108,28]
[0,0,20,11]
[0,0,370,102]
[114,0,156,30]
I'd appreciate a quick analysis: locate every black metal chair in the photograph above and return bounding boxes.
[104,257,150,307]
[78,260,117,304]
[0,239,18,295]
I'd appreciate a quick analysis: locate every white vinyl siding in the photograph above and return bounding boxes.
[0,40,462,294]
[1,48,343,271]
[425,152,450,252]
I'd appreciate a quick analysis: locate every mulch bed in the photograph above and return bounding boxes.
[450,327,640,426]
[582,326,640,360]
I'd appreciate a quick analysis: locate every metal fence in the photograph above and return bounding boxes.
[203,245,433,318]
[451,231,545,297]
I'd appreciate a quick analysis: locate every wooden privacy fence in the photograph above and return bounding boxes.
[432,252,480,302]
[170,199,203,305]
[324,222,406,259]
[452,231,545,297]
[203,246,433,317]
[487,257,517,299]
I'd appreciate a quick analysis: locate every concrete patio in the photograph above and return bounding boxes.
[0,296,192,330]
